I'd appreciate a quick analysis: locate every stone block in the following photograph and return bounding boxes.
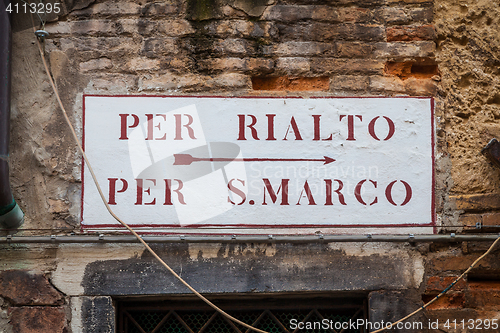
[451,193,500,211]
[382,7,410,25]
[118,19,157,35]
[70,20,116,36]
[280,23,385,42]
[69,1,140,17]
[369,76,405,92]
[404,77,437,96]
[311,59,384,75]
[141,38,178,58]
[81,243,421,296]
[275,57,311,74]
[88,74,138,93]
[81,297,115,333]
[197,58,243,72]
[139,73,250,91]
[331,76,369,91]
[10,307,66,333]
[44,22,71,36]
[208,73,251,89]
[79,58,113,72]
[214,39,251,55]
[158,19,195,36]
[0,270,63,306]
[273,41,335,56]
[141,2,179,16]
[58,37,136,53]
[127,58,161,71]
[369,290,425,332]
[261,5,314,21]
[458,213,482,227]
[186,0,223,20]
[205,20,276,38]
[252,76,329,91]
[480,212,500,226]
[374,41,436,58]
[337,41,374,58]
[387,25,437,42]
[410,7,433,23]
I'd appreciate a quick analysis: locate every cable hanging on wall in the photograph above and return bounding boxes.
[23,2,500,332]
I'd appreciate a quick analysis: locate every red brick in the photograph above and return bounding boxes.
[423,293,465,310]
[467,282,500,309]
[481,212,500,226]
[425,276,467,293]
[0,270,63,306]
[430,256,475,272]
[10,307,66,333]
[385,60,439,80]
[387,25,436,42]
[451,193,500,211]
[430,254,500,273]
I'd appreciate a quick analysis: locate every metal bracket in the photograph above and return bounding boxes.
[34,30,49,42]
[482,138,500,169]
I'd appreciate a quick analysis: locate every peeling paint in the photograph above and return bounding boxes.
[52,244,143,295]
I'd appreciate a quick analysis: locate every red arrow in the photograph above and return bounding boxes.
[173,154,335,166]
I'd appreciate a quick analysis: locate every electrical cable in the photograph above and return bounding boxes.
[28,11,268,333]
[371,235,500,332]
[26,5,500,333]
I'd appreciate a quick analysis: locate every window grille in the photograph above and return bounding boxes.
[117,296,366,333]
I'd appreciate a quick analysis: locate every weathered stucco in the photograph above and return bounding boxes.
[2,0,500,332]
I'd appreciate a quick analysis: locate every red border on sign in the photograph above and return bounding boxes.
[81,95,436,234]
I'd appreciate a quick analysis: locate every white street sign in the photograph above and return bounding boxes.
[82,96,435,234]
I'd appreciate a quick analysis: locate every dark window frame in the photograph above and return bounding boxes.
[116,294,368,333]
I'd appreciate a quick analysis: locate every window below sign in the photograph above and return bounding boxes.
[116,295,367,333]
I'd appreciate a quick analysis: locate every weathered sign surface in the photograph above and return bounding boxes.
[82,96,434,234]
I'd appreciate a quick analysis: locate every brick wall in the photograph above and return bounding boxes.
[43,0,437,97]
[4,0,500,332]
